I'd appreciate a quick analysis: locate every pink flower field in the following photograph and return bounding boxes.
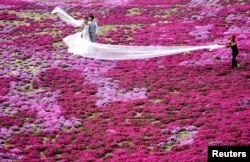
[0,0,250,161]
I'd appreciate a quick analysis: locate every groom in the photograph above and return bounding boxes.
[88,15,98,42]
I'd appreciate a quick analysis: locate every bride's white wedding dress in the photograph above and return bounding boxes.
[63,25,90,55]
[52,7,225,60]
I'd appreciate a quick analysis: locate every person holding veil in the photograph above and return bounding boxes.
[228,34,239,68]
[219,34,239,68]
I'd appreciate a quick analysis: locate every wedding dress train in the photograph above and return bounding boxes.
[52,7,225,60]
[63,25,90,55]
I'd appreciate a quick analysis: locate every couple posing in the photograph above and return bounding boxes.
[81,15,98,42]
[62,15,98,55]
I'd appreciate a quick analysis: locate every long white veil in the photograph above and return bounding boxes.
[51,7,84,27]
[52,7,225,60]
[84,42,224,60]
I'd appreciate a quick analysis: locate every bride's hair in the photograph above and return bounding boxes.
[83,17,88,24]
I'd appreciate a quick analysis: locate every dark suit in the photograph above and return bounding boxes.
[230,41,239,68]
[89,20,97,42]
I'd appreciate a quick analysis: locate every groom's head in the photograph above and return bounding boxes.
[89,15,94,21]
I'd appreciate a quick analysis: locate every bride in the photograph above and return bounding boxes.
[51,7,225,60]
[62,17,91,55]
